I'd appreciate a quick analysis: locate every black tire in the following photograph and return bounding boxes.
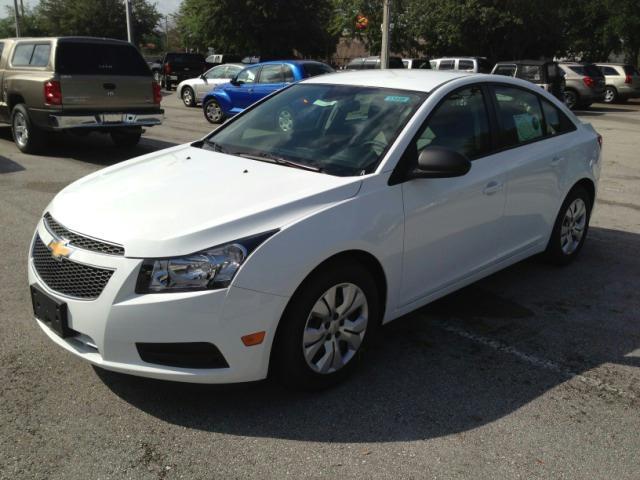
[182,86,196,107]
[544,185,592,266]
[603,86,617,104]
[272,261,381,390]
[11,104,46,154]
[110,127,142,147]
[162,75,172,91]
[203,99,225,124]
[564,89,579,110]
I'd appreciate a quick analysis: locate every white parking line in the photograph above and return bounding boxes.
[432,320,637,402]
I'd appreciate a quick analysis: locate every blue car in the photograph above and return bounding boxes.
[202,60,334,124]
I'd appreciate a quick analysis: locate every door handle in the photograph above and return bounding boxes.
[483,180,503,195]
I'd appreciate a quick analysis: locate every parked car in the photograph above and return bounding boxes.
[29,70,601,389]
[492,60,565,102]
[202,60,334,123]
[430,57,493,73]
[402,58,431,69]
[145,56,162,83]
[595,63,640,103]
[177,63,244,107]
[160,52,206,91]
[344,56,404,70]
[0,36,163,153]
[558,62,605,110]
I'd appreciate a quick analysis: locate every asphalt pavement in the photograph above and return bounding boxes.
[1,92,639,479]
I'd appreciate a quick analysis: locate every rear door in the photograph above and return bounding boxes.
[55,40,155,112]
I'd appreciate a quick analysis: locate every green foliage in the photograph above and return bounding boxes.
[176,0,338,57]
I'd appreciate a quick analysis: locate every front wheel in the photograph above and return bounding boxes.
[273,262,380,390]
[182,86,196,107]
[544,186,592,265]
[203,99,225,124]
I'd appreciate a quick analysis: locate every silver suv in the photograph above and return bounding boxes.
[558,63,605,110]
[595,63,640,103]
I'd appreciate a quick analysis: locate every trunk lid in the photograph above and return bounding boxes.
[55,40,155,111]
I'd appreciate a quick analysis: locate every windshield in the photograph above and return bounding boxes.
[203,84,426,176]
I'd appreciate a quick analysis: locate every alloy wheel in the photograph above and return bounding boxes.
[302,283,368,374]
[13,111,29,148]
[182,88,194,106]
[564,91,577,109]
[560,198,587,255]
[205,101,223,123]
[604,87,615,103]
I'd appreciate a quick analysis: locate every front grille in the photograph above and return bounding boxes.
[32,235,114,300]
[44,213,124,256]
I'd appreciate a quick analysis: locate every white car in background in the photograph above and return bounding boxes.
[29,70,601,390]
[177,63,244,107]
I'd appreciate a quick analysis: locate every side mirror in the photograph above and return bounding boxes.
[230,77,243,86]
[409,147,471,179]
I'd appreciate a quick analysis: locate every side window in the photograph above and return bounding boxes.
[520,65,542,82]
[12,43,34,66]
[602,66,618,76]
[540,98,576,136]
[494,65,516,77]
[236,66,259,84]
[224,66,241,79]
[458,60,474,71]
[415,86,491,159]
[204,66,225,79]
[492,86,544,148]
[259,64,284,84]
[31,45,51,66]
[283,65,295,82]
[439,59,454,70]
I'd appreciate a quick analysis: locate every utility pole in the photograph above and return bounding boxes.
[165,16,169,51]
[13,0,20,37]
[380,0,391,69]
[125,0,134,44]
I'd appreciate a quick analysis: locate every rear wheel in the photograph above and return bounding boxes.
[564,89,579,110]
[203,99,225,124]
[604,86,617,104]
[182,86,196,107]
[544,186,592,265]
[273,262,380,390]
[110,127,142,147]
[11,104,46,154]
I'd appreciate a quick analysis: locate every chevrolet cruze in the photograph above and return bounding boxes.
[29,70,601,389]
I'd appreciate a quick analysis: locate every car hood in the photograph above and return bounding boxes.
[48,145,362,257]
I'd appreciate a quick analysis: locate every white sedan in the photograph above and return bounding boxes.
[176,63,243,107]
[29,70,601,389]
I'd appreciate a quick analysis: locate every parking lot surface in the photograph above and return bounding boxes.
[1,93,639,479]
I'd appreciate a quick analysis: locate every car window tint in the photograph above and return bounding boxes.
[283,65,295,82]
[302,63,333,78]
[237,66,259,84]
[205,65,225,79]
[30,44,51,66]
[458,60,474,71]
[439,60,454,70]
[12,43,34,66]
[520,65,542,82]
[260,64,284,84]
[540,98,575,136]
[416,86,490,159]
[492,86,544,147]
[56,42,149,75]
[623,65,639,76]
[494,65,516,77]
[601,66,618,76]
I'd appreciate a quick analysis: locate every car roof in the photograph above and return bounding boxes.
[252,60,325,67]
[303,70,472,93]
[496,60,554,66]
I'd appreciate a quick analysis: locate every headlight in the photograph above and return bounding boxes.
[135,230,277,293]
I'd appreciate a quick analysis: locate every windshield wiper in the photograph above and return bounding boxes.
[236,152,322,173]
[202,139,228,153]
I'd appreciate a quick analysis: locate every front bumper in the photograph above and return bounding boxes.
[28,220,288,384]
[47,111,164,130]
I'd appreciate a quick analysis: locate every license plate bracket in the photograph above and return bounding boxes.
[30,285,74,338]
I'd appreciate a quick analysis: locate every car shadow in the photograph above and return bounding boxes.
[0,155,26,174]
[0,127,177,167]
[96,226,640,442]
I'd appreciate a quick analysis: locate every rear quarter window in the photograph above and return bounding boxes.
[12,43,51,67]
[540,99,576,136]
[56,42,150,76]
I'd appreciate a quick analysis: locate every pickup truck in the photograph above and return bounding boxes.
[0,36,164,153]
[159,52,206,91]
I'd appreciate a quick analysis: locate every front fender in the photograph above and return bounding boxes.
[202,88,232,114]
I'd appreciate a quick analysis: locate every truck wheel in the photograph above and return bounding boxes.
[11,104,46,154]
[110,127,142,147]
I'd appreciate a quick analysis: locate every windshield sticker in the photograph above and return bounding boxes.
[312,99,337,107]
[513,113,542,141]
[384,95,410,103]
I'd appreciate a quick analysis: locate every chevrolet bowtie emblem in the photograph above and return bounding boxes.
[48,239,72,260]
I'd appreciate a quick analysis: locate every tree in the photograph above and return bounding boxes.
[35,0,161,46]
[0,5,44,37]
[176,0,337,58]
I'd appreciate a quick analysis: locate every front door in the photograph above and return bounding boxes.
[226,65,260,111]
[400,85,509,306]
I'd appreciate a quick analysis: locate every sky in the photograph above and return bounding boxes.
[0,0,181,16]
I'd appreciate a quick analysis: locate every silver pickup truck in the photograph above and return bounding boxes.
[0,36,164,153]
